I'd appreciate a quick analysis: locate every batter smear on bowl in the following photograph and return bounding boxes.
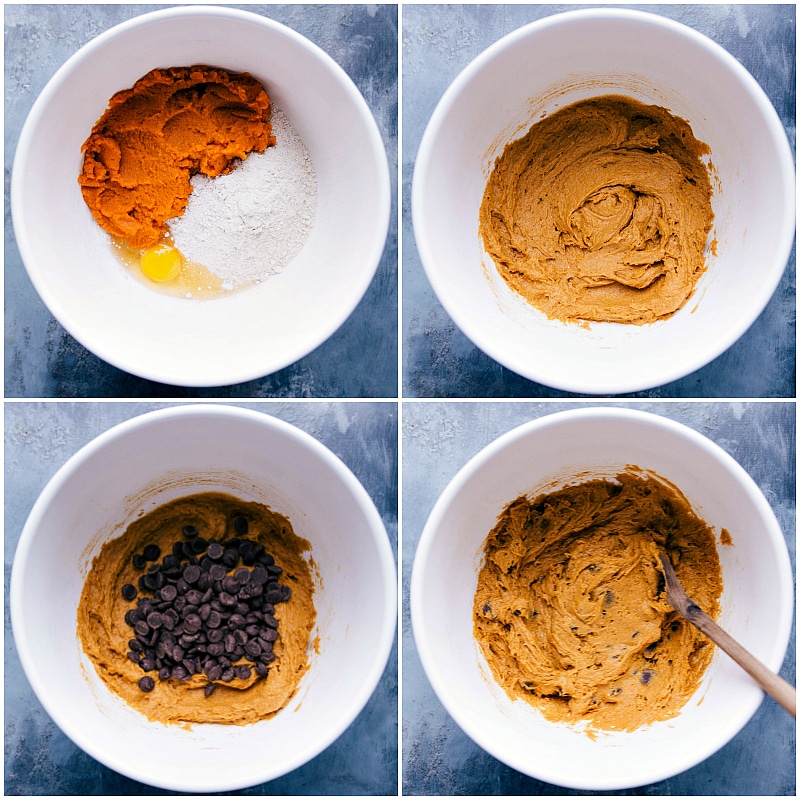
[479,95,715,324]
[473,469,723,732]
[77,492,316,726]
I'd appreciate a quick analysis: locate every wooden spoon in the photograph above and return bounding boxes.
[659,554,796,718]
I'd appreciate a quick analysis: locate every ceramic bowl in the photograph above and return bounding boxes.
[412,8,794,394]
[411,407,793,790]
[11,5,390,386]
[11,405,397,792]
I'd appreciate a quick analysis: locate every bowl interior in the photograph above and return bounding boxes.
[412,409,792,790]
[12,6,389,386]
[413,10,794,394]
[11,406,396,792]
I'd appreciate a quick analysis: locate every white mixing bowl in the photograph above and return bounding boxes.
[11,6,390,386]
[411,407,793,790]
[10,405,397,792]
[412,9,794,394]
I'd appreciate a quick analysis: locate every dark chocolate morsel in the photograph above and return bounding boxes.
[143,544,161,562]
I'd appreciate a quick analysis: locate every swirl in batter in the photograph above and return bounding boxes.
[473,470,723,732]
[479,95,715,324]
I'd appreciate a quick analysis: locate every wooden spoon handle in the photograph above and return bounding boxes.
[682,603,796,718]
[659,554,795,717]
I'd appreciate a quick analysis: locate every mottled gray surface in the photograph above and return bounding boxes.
[402,4,796,398]
[402,401,796,794]
[5,401,398,795]
[5,4,398,398]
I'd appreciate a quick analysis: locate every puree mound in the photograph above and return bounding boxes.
[78,66,275,249]
[473,470,723,732]
[479,95,715,325]
[77,492,316,726]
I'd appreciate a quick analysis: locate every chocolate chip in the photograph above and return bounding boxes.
[183,564,201,584]
[182,524,199,538]
[190,537,207,554]
[143,544,161,562]
[233,516,249,535]
[250,566,269,585]
[264,587,283,604]
[234,567,251,585]
[227,613,246,630]
[138,676,155,692]
[132,553,147,570]
[204,682,218,697]
[134,620,150,637]
[183,614,202,634]
[185,589,203,605]
[121,583,138,601]
[245,640,262,659]
[160,584,177,602]
[146,611,163,629]
[235,665,252,680]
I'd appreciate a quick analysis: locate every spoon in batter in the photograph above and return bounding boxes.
[659,554,796,717]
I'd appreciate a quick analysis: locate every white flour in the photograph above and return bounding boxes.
[169,108,317,291]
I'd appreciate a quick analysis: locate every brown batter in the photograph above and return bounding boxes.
[77,492,316,726]
[479,95,715,324]
[473,470,723,732]
[78,66,275,249]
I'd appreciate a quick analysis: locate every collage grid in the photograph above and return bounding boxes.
[4,3,796,796]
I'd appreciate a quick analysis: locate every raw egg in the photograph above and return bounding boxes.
[140,243,182,282]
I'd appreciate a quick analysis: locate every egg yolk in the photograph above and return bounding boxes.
[140,243,182,282]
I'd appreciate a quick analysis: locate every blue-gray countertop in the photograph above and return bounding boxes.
[402,4,796,398]
[5,401,398,795]
[4,4,398,399]
[402,401,795,794]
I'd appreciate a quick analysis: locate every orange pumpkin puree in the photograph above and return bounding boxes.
[78,65,275,249]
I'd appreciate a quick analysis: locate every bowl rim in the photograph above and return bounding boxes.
[10,4,391,388]
[10,403,398,792]
[411,7,796,395]
[410,406,794,790]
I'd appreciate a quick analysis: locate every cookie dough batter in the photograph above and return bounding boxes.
[77,492,316,726]
[79,66,275,249]
[479,95,715,324]
[473,470,723,732]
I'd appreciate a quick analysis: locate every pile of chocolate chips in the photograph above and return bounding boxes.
[122,516,291,696]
